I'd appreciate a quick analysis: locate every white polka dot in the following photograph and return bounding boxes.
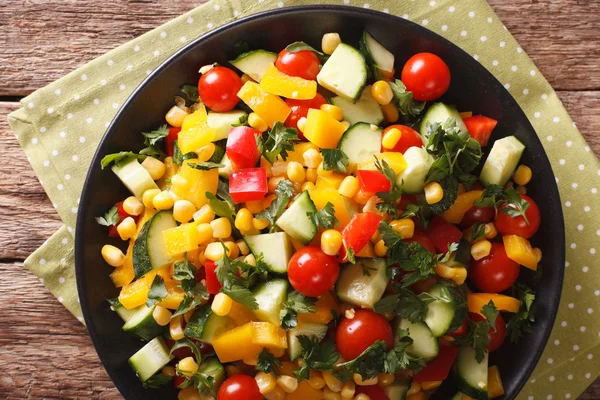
[585,372,591,379]
[28,102,34,109]
[79,136,86,143]
[107,59,114,66]
[402,14,409,19]
[473,54,479,61]
[59,131,66,138]
[500,41,506,48]
[553,116,560,123]
[547,395,552,400]
[43,160,50,167]
[523,89,529,95]
[119,84,126,91]
[47,107,54,114]
[40,126,47,133]
[578,164,585,171]
[153,50,160,57]
[86,117,93,124]
[585,206,591,212]
[597,230,600,236]
[72,155,79,162]
[572,182,578,189]
[576,284,582,291]
[554,339,560,345]
[58,297,64,303]
[530,70,536,76]
[568,303,574,308]
[561,321,567,327]
[160,31,167,38]
[40,259,46,265]
[492,60,499,67]
[591,248,596,254]
[59,277,65,283]
[51,149,58,156]
[559,159,566,165]
[588,353,593,359]
[100,79,106,86]
[382,8,389,13]
[504,83,511,89]
[480,36,487,42]
[528,397,533,400]
[146,69,152,75]
[565,201,571,207]
[67,226,73,233]
[585,145,590,151]
[534,112,541,118]
[588,308,593,314]
[566,394,571,399]
[511,65,518,72]
[233,10,239,16]
[468,11,474,17]
[213,4,220,10]
[429,1,436,6]
[487,17,493,23]
[93,98,100,105]
[583,265,589,272]
[460,30,467,37]
[126,64,133,71]
[441,25,448,31]
[180,36,187,43]
[547,135,553,141]
[567,374,573,380]
[71,207,78,213]
[57,184,64,191]
[566,140,573,147]
[578,224,584,231]
[422,19,429,25]
[547,358,553,364]
[112,103,119,109]
[549,376,555,382]
[74,94,80,100]
[541,93,548,100]
[449,6,455,12]
[581,326,586,333]
[62,238,68,244]
[67,113,73,119]
[81,74,87,81]
[591,188,597,194]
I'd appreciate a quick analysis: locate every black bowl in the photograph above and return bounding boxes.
[76,5,565,399]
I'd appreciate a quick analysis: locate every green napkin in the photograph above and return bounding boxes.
[8,0,600,398]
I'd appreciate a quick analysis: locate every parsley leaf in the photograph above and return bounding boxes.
[398,242,439,287]
[470,221,486,243]
[256,179,295,232]
[206,191,235,223]
[280,291,317,330]
[173,140,198,165]
[321,148,349,173]
[293,336,340,381]
[175,366,215,394]
[378,220,410,262]
[307,202,338,229]
[180,84,200,103]
[95,206,120,227]
[142,124,169,146]
[285,41,329,63]
[506,282,536,342]
[143,373,172,389]
[336,341,388,380]
[259,122,300,164]
[344,245,356,264]
[455,301,499,363]
[481,300,500,332]
[100,151,145,169]
[257,349,282,376]
[146,276,168,307]
[374,287,430,323]
[427,175,459,215]
[170,338,202,363]
[389,79,426,119]
[499,187,530,224]
[385,330,426,374]
[361,262,376,277]
[473,183,504,209]
[398,201,431,230]
[107,297,123,309]
[215,242,259,310]
[172,294,206,319]
[172,254,197,281]
[374,157,402,218]
[187,161,224,170]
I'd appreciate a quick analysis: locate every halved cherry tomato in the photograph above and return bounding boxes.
[340,212,384,260]
[275,49,320,81]
[401,53,451,101]
[217,374,262,400]
[463,115,498,147]
[382,125,423,154]
[107,201,139,237]
[448,317,468,337]
[460,205,495,229]
[495,194,541,239]
[336,310,393,360]
[226,126,262,170]
[284,93,328,139]
[165,126,181,157]
[229,168,268,204]
[470,243,520,293]
[357,170,391,193]
[470,312,507,352]
[413,343,459,382]
[204,260,222,295]
[355,385,390,400]
[425,216,463,253]
[198,66,242,112]
[406,230,436,254]
[288,247,340,297]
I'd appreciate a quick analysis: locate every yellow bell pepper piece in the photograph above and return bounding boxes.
[298,291,339,325]
[468,293,520,315]
[487,365,504,399]
[260,64,318,100]
[110,240,135,288]
[315,173,346,190]
[237,81,291,128]
[356,241,375,258]
[158,157,180,190]
[252,322,288,349]
[157,289,187,310]
[303,109,347,149]
[286,142,320,164]
[287,381,325,400]
[213,322,263,363]
[172,160,219,208]
[309,188,357,229]
[118,265,172,309]
[227,301,255,326]
[358,152,407,175]
[181,105,208,131]
[503,234,538,270]
[441,190,484,224]
[177,123,215,154]
[162,222,199,257]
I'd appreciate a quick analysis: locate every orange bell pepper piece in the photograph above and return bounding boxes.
[503,234,539,270]
[488,365,505,398]
[298,291,339,325]
[287,381,325,400]
[441,190,483,224]
[468,293,520,315]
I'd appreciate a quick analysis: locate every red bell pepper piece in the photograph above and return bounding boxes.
[425,216,463,253]
[226,126,262,170]
[357,170,391,193]
[229,168,268,204]
[406,230,437,254]
[165,127,181,157]
[413,343,459,382]
[463,115,498,147]
[340,212,383,259]
[107,201,139,238]
[204,260,222,295]
[355,385,390,400]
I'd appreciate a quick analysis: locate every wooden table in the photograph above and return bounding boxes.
[0,1,598,398]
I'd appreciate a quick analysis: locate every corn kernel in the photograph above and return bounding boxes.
[371,80,394,105]
[321,104,344,121]
[355,395,370,400]
[264,386,286,400]
[340,381,356,399]
[165,105,189,128]
[224,241,239,258]
[345,308,356,319]
[382,128,402,149]
[420,381,442,391]
[277,375,298,393]
[244,254,256,266]
[241,73,254,84]
[234,208,253,232]
[246,200,264,214]
[199,64,214,74]
[142,188,161,209]
[338,176,359,198]
[153,190,174,210]
[381,102,399,123]
[117,217,137,240]
[142,157,166,180]
[324,388,342,400]
[261,157,274,178]
[152,305,172,326]
[371,230,382,244]
[193,204,215,224]
[303,148,323,169]
[424,182,444,204]
[321,229,343,256]
[256,372,277,395]
[204,241,235,261]
[378,373,395,386]
[211,293,233,316]
[434,264,456,279]
[101,245,125,267]
[471,239,492,260]
[322,32,342,55]
[307,370,326,390]
[362,196,382,215]
[306,168,318,183]
[170,315,185,340]
[196,143,216,162]
[407,381,421,395]
[211,217,232,238]
[287,161,306,183]
[514,165,532,186]
[301,181,315,191]
[354,374,378,386]
[172,199,196,223]
[236,239,250,256]
[269,176,286,192]
[243,357,258,366]
[374,240,388,257]
[297,117,307,133]
[123,196,144,216]
[196,223,214,244]
[323,371,343,392]
[354,189,373,205]
[390,218,415,239]
[484,222,498,239]
[452,267,467,285]
[533,247,543,262]
[253,217,270,230]
[317,161,333,177]
[162,366,176,377]
[178,357,199,377]
[249,112,269,132]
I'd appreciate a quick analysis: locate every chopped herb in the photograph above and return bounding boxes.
[170,338,202,363]
[378,220,410,262]
[100,151,145,169]
[146,276,168,307]
[321,148,349,173]
[481,300,500,332]
[175,366,215,394]
[95,206,120,227]
[285,41,329,63]
[307,202,338,229]
[256,179,295,232]
[215,242,259,310]
[180,84,200,103]
[428,175,459,215]
[374,157,403,218]
[142,125,169,146]
[471,221,486,242]
[385,330,426,374]
[206,191,235,223]
[454,301,499,363]
[107,297,123,309]
[173,140,198,165]
[499,187,531,224]
[258,122,300,165]
[139,145,166,161]
[143,373,172,389]
[361,262,376,277]
[374,287,440,323]
[388,79,426,119]
[344,245,356,264]
[171,294,205,318]
[257,348,282,376]
[280,291,317,330]
[473,183,504,209]
[172,254,197,281]
[292,336,340,381]
[506,282,536,342]
[187,161,224,170]
[398,201,431,230]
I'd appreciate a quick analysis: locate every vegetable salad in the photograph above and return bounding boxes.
[98,30,542,400]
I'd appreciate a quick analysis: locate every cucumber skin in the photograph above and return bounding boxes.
[453,366,489,400]
[122,306,165,341]
[132,216,153,278]
[184,306,212,340]
[436,280,469,336]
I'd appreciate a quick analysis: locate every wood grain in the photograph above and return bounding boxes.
[0,1,599,399]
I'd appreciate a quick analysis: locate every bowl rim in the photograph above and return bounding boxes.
[75,4,565,399]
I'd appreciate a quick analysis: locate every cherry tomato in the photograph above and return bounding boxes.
[470,312,507,352]
[198,66,242,112]
[284,93,328,138]
[217,374,262,400]
[401,53,451,101]
[173,374,186,389]
[495,194,541,239]
[406,230,436,254]
[470,243,520,293]
[460,205,495,229]
[288,247,340,297]
[275,49,320,81]
[336,310,393,360]
[355,385,390,400]
[382,125,423,154]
